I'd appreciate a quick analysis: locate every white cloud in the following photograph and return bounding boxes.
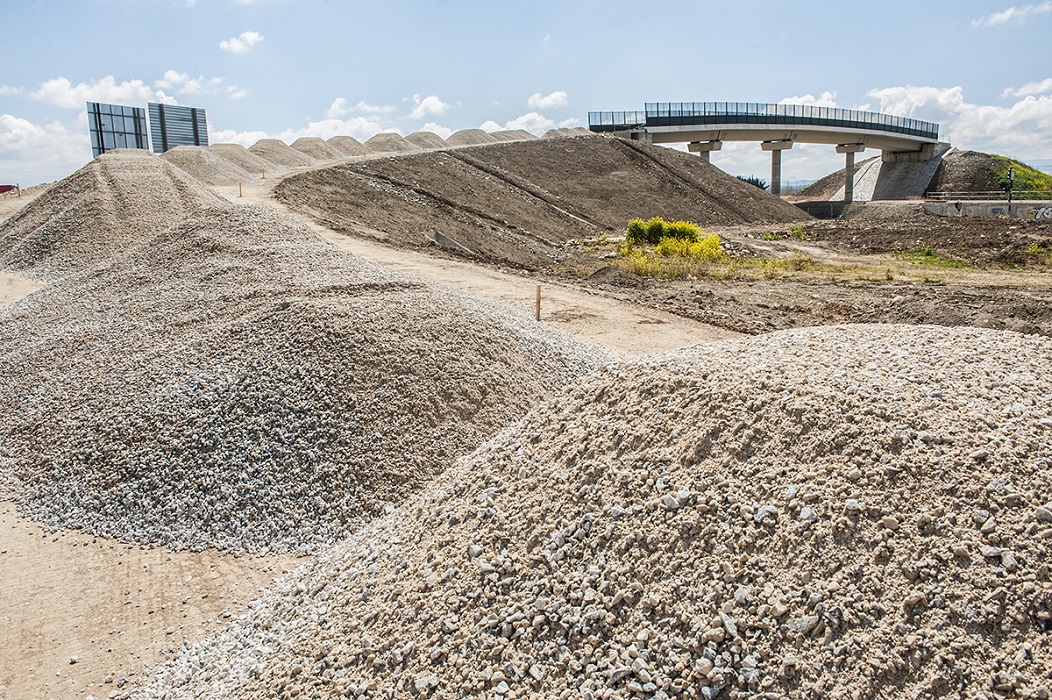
[325,98,395,119]
[420,122,454,139]
[0,113,90,185]
[219,30,264,54]
[1002,77,1052,98]
[155,70,223,95]
[558,117,583,128]
[213,116,400,148]
[971,2,1052,26]
[409,94,449,119]
[779,91,838,108]
[527,90,568,110]
[482,112,556,135]
[868,84,1052,160]
[0,85,21,96]
[227,86,250,100]
[30,76,174,110]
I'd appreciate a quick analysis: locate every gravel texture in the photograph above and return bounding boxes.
[328,136,372,157]
[249,139,314,169]
[446,129,498,147]
[0,149,222,279]
[291,137,345,161]
[209,143,273,177]
[490,130,539,143]
[133,325,1052,699]
[405,132,449,150]
[160,145,252,186]
[0,204,605,554]
[365,134,422,154]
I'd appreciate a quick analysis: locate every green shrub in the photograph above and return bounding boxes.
[625,217,700,245]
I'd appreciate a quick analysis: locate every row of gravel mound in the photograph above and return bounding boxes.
[160,145,254,186]
[135,324,1052,699]
[249,139,314,168]
[0,149,222,279]
[365,133,423,154]
[0,203,605,555]
[447,129,499,147]
[209,143,273,176]
[291,137,346,161]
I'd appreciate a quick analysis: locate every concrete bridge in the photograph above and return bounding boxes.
[588,102,942,200]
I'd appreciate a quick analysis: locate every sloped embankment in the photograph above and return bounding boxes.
[135,324,1052,699]
[275,135,809,270]
[0,204,605,554]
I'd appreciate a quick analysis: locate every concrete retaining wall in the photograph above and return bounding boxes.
[924,201,1052,221]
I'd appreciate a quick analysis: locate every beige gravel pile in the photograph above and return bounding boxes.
[136,325,1052,700]
[209,143,272,177]
[490,129,539,142]
[328,136,372,157]
[0,149,222,279]
[291,137,345,161]
[405,131,449,150]
[249,139,314,168]
[544,127,594,138]
[447,129,499,146]
[0,203,604,555]
[160,145,252,186]
[365,133,422,154]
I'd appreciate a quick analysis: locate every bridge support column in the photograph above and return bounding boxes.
[836,144,866,203]
[688,140,722,163]
[762,140,793,196]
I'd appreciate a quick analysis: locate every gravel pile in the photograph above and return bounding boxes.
[160,145,251,186]
[291,137,345,161]
[490,129,538,142]
[249,139,314,168]
[210,143,272,177]
[365,133,422,153]
[328,136,372,157]
[135,325,1052,699]
[544,127,594,138]
[0,204,605,554]
[447,129,498,146]
[405,132,449,150]
[0,149,222,279]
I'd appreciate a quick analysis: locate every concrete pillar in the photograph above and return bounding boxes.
[761,140,793,196]
[836,144,865,203]
[688,140,722,164]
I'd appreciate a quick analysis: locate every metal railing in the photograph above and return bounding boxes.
[589,102,939,141]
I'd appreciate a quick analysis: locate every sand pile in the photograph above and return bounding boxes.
[545,127,594,138]
[291,137,344,161]
[210,143,272,177]
[490,129,538,142]
[405,131,448,150]
[249,139,314,168]
[0,149,222,279]
[159,145,251,186]
[134,324,1052,700]
[327,136,372,157]
[447,128,498,146]
[365,133,422,153]
[0,204,605,554]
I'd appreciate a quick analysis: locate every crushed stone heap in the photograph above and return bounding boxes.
[136,325,1052,700]
[160,145,252,186]
[0,149,222,279]
[249,139,313,169]
[0,204,606,554]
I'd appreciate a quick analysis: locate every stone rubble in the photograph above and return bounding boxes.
[131,324,1052,699]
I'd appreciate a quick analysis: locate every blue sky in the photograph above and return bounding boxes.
[2,0,1052,186]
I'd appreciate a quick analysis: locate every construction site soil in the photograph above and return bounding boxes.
[4,134,1052,699]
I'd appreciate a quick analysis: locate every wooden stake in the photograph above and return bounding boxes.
[535,284,541,321]
[239,182,243,198]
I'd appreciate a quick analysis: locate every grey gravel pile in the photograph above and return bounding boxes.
[0,204,605,554]
[490,130,539,142]
[160,145,252,186]
[135,325,1052,699]
[328,136,372,157]
[291,137,345,161]
[446,129,498,147]
[0,149,222,279]
[209,143,272,176]
[249,139,314,168]
[365,133,422,154]
[405,132,449,150]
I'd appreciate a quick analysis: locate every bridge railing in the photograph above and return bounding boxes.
[588,102,939,141]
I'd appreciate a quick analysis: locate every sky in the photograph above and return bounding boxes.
[2,0,1052,187]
